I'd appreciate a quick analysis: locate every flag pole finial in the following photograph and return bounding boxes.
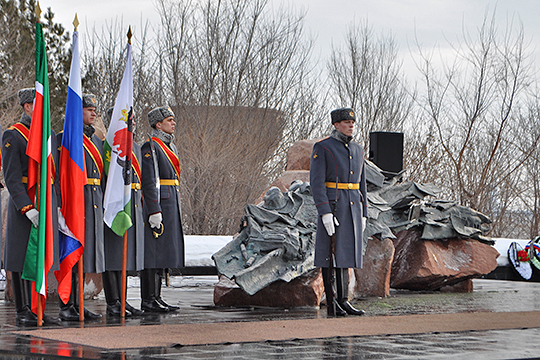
[127,26,132,45]
[73,14,79,31]
[35,2,42,22]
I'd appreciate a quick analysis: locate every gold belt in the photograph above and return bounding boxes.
[22,176,54,184]
[325,182,360,190]
[87,178,101,185]
[131,183,141,190]
[160,179,179,186]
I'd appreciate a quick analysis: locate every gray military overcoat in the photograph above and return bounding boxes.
[103,142,145,271]
[309,132,368,269]
[141,137,184,269]
[3,116,60,273]
[82,132,105,274]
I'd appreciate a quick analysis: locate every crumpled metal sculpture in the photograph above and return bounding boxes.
[213,159,494,296]
[212,181,317,295]
[364,161,493,245]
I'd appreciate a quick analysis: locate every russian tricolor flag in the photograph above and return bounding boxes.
[54,30,86,304]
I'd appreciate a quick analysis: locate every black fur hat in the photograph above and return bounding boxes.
[330,107,355,124]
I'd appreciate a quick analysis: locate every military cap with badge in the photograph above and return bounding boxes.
[82,93,97,108]
[148,106,175,128]
[330,107,355,124]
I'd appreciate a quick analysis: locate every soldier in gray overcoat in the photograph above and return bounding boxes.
[102,108,144,317]
[140,106,184,312]
[310,107,367,317]
[57,94,103,321]
[2,88,60,326]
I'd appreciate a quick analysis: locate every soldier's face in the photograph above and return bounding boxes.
[83,107,96,126]
[334,119,355,137]
[23,102,33,117]
[156,116,176,135]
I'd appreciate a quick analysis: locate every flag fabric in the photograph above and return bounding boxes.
[22,20,54,311]
[54,30,85,304]
[103,38,133,236]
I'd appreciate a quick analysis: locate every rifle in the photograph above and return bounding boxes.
[327,185,339,316]
[148,134,163,238]
[327,230,337,316]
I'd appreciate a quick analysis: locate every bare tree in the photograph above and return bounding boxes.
[0,0,33,129]
[327,20,414,150]
[155,0,320,235]
[415,10,540,237]
[81,18,159,141]
[0,0,72,133]
[403,113,448,190]
[504,96,540,238]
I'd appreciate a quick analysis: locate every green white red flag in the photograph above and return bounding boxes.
[103,36,133,236]
[22,19,54,311]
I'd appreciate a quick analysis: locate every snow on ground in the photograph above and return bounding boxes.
[184,235,233,267]
[125,235,233,288]
[492,238,530,267]
[182,235,531,269]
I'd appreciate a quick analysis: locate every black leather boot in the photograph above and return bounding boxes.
[336,268,365,316]
[155,270,178,311]
[81,308,102,319]
[59,304,79,321]
[140,269,168,313]
[59,272,81,321]
[106,300,122,317]
[125,301,144,316]
[103,271,122,317]
[16,306,38,326]
[12,272,37,326]
[114,271,143,316]
[321,268,346,317]
[73,274,102,320]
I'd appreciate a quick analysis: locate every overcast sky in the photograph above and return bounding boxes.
[41,0,540,83]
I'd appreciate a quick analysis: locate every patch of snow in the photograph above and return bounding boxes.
[492,238,530,267]
[184,235,233,267]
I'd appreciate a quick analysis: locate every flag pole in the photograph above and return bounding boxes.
[121,231,127,319]
[120,26,133,319]
[78,259,84,321]
[70,11,86,324]
[35,2,44,327]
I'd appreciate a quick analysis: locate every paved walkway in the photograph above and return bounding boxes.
[0,278,539,359]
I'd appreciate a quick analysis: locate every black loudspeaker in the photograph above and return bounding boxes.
[369,132,404,174]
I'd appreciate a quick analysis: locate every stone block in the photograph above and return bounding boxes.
[390,229,499,291]
[214,268,323,308]
[353,238,394,298]
[285,139,319,171]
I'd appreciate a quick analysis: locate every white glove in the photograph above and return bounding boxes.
[148,212,162,229]
[322,213,339,236]
[362,217,367,229]
[26,208,39,228]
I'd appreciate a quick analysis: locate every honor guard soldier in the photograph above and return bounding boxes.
[310,108,367,317]
[57,94,103,321]
[140,106,184,312]
[102,107,144,317]
[2,88,60,325]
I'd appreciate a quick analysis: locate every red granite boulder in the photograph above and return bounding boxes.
[353,238,395,297]
[285,139,319,171]
[390,229,499,290]
[214,268,324,308]
[270,170,310,193]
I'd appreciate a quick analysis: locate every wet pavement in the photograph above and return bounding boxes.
[0,277,539,359]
